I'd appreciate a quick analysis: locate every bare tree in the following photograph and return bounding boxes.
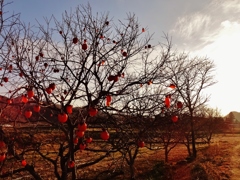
[195,107,224,144]
[166,53,216,158]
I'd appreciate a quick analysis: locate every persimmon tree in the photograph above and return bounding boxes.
[166,53,216,158]
[0,2,176,179]
[104,84,172,179]
[154,110,185,162]
[98,72,185,178]
[83,37,176,179]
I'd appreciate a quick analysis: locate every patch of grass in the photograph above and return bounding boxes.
[190,163,208,180]
[142,161,173,180]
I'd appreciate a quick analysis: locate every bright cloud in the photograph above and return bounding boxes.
[171,13,211,40]
[169,0,240,115]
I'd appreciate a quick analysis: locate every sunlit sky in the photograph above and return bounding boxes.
[5,0,240,116]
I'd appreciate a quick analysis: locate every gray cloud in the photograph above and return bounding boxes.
[170,0,240,51]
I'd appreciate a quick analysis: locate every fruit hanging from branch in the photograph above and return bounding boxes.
[113,75,119,82]
[73,138,78,145]
[76,130,84,138]
[68,161,75,168]
[82,43,88,50]
[98,60,105,66]
[39,52,44,57]
[49,83,56,91]
[106,95,112,107]
[122,51,127,57]
[147,80,153,85]
[22,95,28,104]
[27,89,34,98]
[138,141,145,148]
[72,37,78,44]
[88,107,98,117]
[58,113,68,123]
[33,105,41,113]
[7,99,12,104]
[21,159,27,167]
[66,105,73,114]
[176,101,183,109]
[0,141,6,148]
[108,75,114,81]
[35,56,39,61]
[3,77,8,82]
[0,153,6,162]
[78,122,87,131]
[101,129,109,140]
[165,95,170,108]
[86,137,93,143]
[172,115,178,122]
[169,84,176,89]
[24,110,32,118]
[79,143,86,150]
[46,87,53,94]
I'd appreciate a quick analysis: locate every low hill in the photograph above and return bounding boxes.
[225,111,240,122]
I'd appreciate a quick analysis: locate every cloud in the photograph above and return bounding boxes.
[169,0,240,115]
[171,13,211,40]
[170,0,240,51]
[220,0,240,14]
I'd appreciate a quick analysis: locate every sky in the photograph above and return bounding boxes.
[5,0,240,116]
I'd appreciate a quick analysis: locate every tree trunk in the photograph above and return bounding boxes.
[164,147,168,163]
[26,165,42,180]
[207,132,212,144]
[127,148,138,180]
[60,144,68,180]
[130,162,135,180]
[190,115,197,158]
[69,126,76,180]
[186,142,191,157]
[184,134,192,157]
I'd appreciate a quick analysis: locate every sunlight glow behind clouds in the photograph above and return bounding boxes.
[194,20,240,116]
[170,1,240,115]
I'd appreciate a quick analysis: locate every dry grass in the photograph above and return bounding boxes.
[171,134,239,180]
[1,133,240,179]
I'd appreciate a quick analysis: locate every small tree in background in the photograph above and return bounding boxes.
[195,107,224,144]
[166,53,216,158]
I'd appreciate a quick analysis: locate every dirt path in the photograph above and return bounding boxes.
[230,143,240,179]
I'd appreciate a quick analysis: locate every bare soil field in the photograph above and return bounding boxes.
[2,133,240,179]
[130,133,240,180]
[78,133,240,179]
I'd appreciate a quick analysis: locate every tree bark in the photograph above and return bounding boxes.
[69,126,76,180]
[165,147,168,163]
[190,115,197,158]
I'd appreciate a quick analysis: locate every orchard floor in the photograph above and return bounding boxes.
[131,134,240,180]
[78,134,240,179]
[4,133,240,179]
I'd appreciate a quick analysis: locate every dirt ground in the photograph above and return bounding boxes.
[169,134,240,180]
[88,133,240,180]
[132,134,240,180]
[2,133,240,179]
